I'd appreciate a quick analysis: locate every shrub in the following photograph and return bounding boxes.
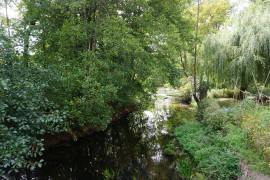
[197,98,229,130]
[0,64,67,178]
[173,122,241,179]
[238,98,255,111]
[178,77,192,104]
[224,107,243,126]
[197,98,218,121]
[209,89,235,98]
[203,104,228,130]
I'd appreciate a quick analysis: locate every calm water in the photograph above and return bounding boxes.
[18,88,183,180]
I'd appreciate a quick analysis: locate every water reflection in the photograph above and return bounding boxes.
[19,88,182,180]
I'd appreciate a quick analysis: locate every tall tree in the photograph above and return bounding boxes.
[4,0,10,37]
[193,0,200,103]
[202,2,270,92]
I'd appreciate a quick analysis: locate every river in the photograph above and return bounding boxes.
[18,88,186,180]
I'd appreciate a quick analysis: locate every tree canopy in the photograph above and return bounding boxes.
[202,2,270,89]
[2,0,269,178]
[0,0,194,177]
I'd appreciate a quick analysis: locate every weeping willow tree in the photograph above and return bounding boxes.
[201,3,270,93]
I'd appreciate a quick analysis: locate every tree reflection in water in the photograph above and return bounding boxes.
[19,88,182,180]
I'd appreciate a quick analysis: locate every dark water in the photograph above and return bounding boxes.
[18,88,183,180]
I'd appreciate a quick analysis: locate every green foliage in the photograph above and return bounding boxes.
[0,63,67,177]
[196,98,218,121]
[165,143,178,156]
[188,0,230,39]
[178,77,192,104]
[225,107,243,126]
[102,169,119,180]
[1,0,195,178]
[209,89,234,98]
[177,156,196,180]
[225,125,270,175]
[202,3,270,89]
[238,98,256,111]
[222,99,270,175]
[204,103,228,130]
[197,98,230,130]
[174,122,241,179]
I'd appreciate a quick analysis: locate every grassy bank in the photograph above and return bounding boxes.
[169,97,270,179]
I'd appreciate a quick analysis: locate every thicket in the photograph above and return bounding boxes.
[0,30,68,177]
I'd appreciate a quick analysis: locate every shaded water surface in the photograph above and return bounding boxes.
[20,88,183,180]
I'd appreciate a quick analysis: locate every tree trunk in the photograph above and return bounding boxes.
[23,28,30,61]
[83,3,88,51]
[92,0,103,52]
[193,0,200,104]
[5,0,10,37]
[239,87,246,100]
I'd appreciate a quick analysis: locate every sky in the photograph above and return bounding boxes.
[0,1,19,19]
[230,0,251,13]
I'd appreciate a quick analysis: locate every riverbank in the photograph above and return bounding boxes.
[42,105,137,148]
[168,97,270,179]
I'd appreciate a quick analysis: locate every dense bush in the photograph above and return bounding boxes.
[0,63,67,178]
[197,98,229,130]
[197,98,218,121]
[204,104,228,130]
[209,89,235,98]
[178,77,192,104]
[174,123,241,179]
[224,107,242,126]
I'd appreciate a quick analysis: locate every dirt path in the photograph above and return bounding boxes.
[239,161,270,180]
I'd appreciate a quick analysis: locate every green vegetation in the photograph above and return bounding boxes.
[1,0,270,179]
[169,97,270,179]
[102,169,120,180]
[202,3,270,90]
[209,89,235,99]
[177,157,196,180]
[0,0,192,177]
[231,99,270,174]
[174,122,241,179]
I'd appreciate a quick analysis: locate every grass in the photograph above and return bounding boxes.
[177,157,196,180]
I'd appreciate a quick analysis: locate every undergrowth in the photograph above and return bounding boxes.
[171,97,270,179]
[174,122,241,179]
